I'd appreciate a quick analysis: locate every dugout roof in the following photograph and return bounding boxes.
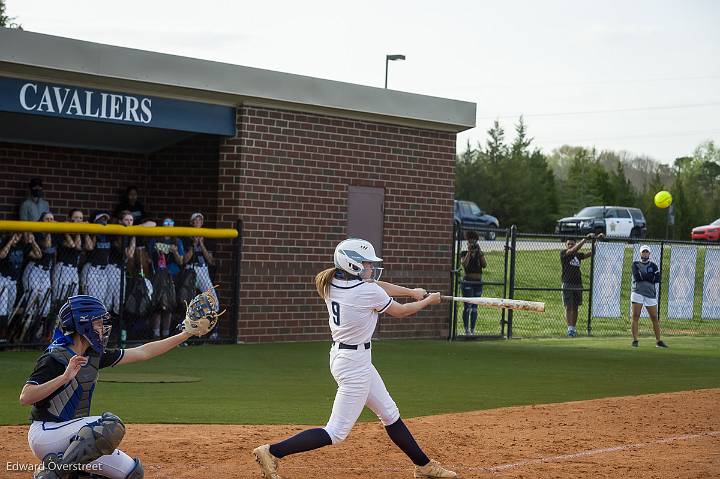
[0,29,476,153]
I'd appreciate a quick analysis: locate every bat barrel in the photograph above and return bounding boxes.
[440,295,545,312]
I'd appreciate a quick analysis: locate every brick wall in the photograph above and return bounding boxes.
[219,106,456,342]
[0,136,219,225]
[1,107,457,343]
[0,143,147,221]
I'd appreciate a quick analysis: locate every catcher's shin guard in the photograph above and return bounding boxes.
[60,412,125,467]
[126,458,144,478]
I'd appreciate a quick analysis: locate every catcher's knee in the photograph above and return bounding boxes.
[62,412,126,464]
[125,458,144,479]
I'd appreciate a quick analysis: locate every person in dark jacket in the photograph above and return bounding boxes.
[630,245,668,348]
[459,230,486,336]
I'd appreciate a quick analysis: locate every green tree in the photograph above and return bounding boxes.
[0,0,21,28]
[559,147,601,216]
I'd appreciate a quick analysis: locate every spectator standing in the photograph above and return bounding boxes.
[82,212,112,304]
[0,233,40,339]
[19,178,50,222]
[631,245,668,348]
[52,209,84,305]
[459,230,486,336]
[183,212,220,339]
[148,217,184,339]
[560,233,601,337]
[115,186,146,226]
[24,212,57,340]
[107,211,136,316]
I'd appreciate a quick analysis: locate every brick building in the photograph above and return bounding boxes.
[0,29,476,342]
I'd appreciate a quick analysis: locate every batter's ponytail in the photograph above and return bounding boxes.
[315,267,337,299]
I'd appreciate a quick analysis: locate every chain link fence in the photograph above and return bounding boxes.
[451,224,720,340]
[0,224,241,349]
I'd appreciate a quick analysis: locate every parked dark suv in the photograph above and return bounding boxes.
[454,200,500,240]
[556,206,647,238]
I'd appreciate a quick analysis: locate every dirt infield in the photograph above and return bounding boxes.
[2,389,718,478]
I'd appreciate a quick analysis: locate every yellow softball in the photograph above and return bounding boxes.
[654,190,672,209]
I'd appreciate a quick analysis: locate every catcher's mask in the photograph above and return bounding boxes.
[58,295,111,354]
[334,238,383,282]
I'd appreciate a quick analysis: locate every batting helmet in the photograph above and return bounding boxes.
[58,295,111,354]
[334,238,384,282]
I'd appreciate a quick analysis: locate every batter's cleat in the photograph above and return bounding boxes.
[656,341,669,348]
[253,444,282,479]
[631,340,639,348]
[414,459,457,478]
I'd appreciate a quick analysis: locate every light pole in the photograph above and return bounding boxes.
[385,54,406,89]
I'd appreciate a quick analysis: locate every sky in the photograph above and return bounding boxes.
[7,0,720,164]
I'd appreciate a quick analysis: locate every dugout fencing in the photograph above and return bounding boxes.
[0,220,241,349]
[450,223,720,340]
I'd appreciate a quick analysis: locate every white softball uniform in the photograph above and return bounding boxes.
[192,264,219,309]
[52,264,79,303]
[106,264,123,315]
[82,264,109,304]
[24,265,52,318]
[28,417,136,479]
[0,275,17,316]
[630,292,658,308]
[322,277,398,444]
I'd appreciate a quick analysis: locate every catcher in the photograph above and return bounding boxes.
[18,290,221,478]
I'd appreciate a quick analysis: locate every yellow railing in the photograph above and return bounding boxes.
[0,221,238,239]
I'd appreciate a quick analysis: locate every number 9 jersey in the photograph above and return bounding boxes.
[326,273,393,345]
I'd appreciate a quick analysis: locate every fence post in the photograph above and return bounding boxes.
[119,258,127,349]
[658,240,665,321]
[449,221,459,341]
[231,219,243,343]
[507,225,518,339]
[501,228,510,337]
[587,238,596,336]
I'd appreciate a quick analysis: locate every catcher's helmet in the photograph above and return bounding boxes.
[58,295,111,354]
[334,238,383,282]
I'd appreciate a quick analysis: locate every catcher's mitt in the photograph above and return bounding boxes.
[181,287,225,336]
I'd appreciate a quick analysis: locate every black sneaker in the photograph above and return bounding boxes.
[632,340,639,348]
[656,341,669,348]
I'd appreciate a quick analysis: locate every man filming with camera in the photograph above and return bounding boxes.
[460,230,487,336]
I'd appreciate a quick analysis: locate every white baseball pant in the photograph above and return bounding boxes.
[24,265,52,317]
[28,417,136,479]
[323,343,400,444]
[0,275,17,316]
[52,264,79,303]
[82,264,109,304]
[192,264,219,309]
[106,264,124,315]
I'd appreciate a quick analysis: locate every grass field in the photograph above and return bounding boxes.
[453,241,720,338]
[2,337,719,425]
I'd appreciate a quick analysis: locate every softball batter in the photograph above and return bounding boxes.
[253,238,457,478]
[19,294,200,478]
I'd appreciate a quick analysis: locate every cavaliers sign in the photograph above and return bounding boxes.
[19,82,153,124]
[0,76,235,136]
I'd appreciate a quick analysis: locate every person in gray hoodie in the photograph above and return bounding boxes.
[630,245,668,348]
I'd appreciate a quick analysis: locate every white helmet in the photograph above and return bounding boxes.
[334,238,384,282]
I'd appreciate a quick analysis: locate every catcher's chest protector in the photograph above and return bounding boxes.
[30,348,101,422]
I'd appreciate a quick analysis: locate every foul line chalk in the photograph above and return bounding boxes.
[479,430,720,473]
